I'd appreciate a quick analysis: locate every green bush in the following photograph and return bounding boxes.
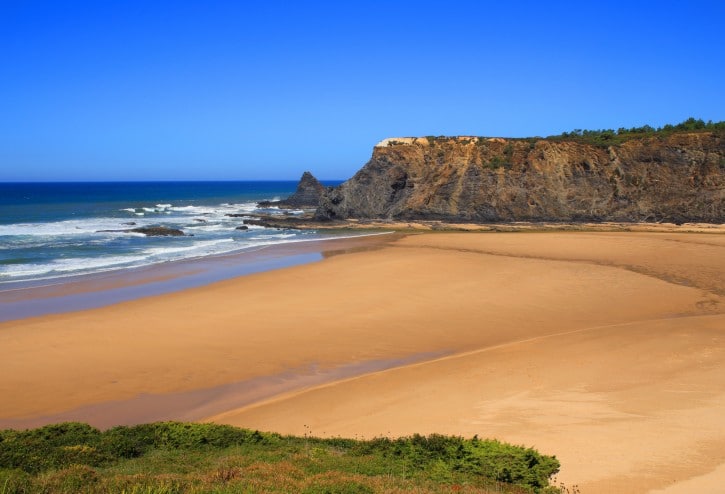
[0,469,32,494]
[349,433,559,490]
[0,423,560,492]
[38,464,98,493]
[487,156,510,169]
[0,423,109,474]
[145,422,270,449]
[0,422,280,474]
[101,422,274,456]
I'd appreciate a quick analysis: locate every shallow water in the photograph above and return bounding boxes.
[0,232,396,322]
[0,181,341,284]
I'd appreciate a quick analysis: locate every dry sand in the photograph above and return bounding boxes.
[1,231,723,493]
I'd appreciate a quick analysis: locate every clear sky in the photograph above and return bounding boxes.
[1,1,723,181]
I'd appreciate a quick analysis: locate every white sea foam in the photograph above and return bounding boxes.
[0,229,393,283]
[0,237,110,250]
[0,218,149,237]
[0,191,381,284]
[143,238,235,257]
[118,201,273,220]
[250,233,297,241]
[184,224,230,232]
[0,255,148,279]
[142,245,204,256]
[0,196,297,241]
[168,202,258,216]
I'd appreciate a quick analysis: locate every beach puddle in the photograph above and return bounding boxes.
[0,350,447,430]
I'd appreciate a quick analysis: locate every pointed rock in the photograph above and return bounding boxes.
[259,171,327,209]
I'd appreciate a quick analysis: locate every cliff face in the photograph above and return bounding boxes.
[316,133,724,223]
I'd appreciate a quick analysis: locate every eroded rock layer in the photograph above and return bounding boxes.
[316,133,724,223]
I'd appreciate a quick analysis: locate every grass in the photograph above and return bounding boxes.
[0,422,565,493]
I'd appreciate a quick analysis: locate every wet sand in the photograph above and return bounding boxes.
[0,232,396,321]
[1,231,723,493]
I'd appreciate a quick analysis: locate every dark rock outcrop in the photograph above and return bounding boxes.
[242,218,285,228]
[259,171,327,209]
[130,226,185,236]
[316,133,724,223]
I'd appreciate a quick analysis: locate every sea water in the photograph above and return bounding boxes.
[0,181,342,285]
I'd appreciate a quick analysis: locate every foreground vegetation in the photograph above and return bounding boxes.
[0,422,563,493]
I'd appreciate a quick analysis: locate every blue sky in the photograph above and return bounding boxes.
[1,1,723,181]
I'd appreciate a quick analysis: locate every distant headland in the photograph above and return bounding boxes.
[262,119,724,228]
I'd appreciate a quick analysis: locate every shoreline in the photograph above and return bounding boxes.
[241,215,725,234]
[1,230,723,493]
[0,231,398,322]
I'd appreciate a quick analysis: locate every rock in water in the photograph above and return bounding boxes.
[130,226,185,236]
[315,133,724,223]
[259,171,326,208]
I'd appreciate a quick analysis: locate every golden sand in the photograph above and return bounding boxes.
[1,232,723,493]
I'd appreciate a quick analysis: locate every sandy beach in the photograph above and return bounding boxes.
[1,231,724,493]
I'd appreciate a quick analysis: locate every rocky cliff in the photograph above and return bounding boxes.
[316,132,724,223]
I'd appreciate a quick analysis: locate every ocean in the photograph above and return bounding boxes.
[0,181,343,285]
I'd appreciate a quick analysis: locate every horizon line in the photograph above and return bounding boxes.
[0,178,346,184]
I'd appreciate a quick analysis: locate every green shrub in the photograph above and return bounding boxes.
[487,156,510,169]
[0,423,560,492]
[39,464,98,493]
[349,433,558,490]
[0,469,32,494]
[99,422,275,457]
[0,423,109,474]
[143,422,272,449]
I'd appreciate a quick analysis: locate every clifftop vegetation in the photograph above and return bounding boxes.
[380,119,724,150]
[545,117,724,147]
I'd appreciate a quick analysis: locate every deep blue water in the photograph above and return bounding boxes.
[0,181,342,284]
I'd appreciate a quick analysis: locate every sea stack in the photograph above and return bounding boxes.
[259,171,327,209]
